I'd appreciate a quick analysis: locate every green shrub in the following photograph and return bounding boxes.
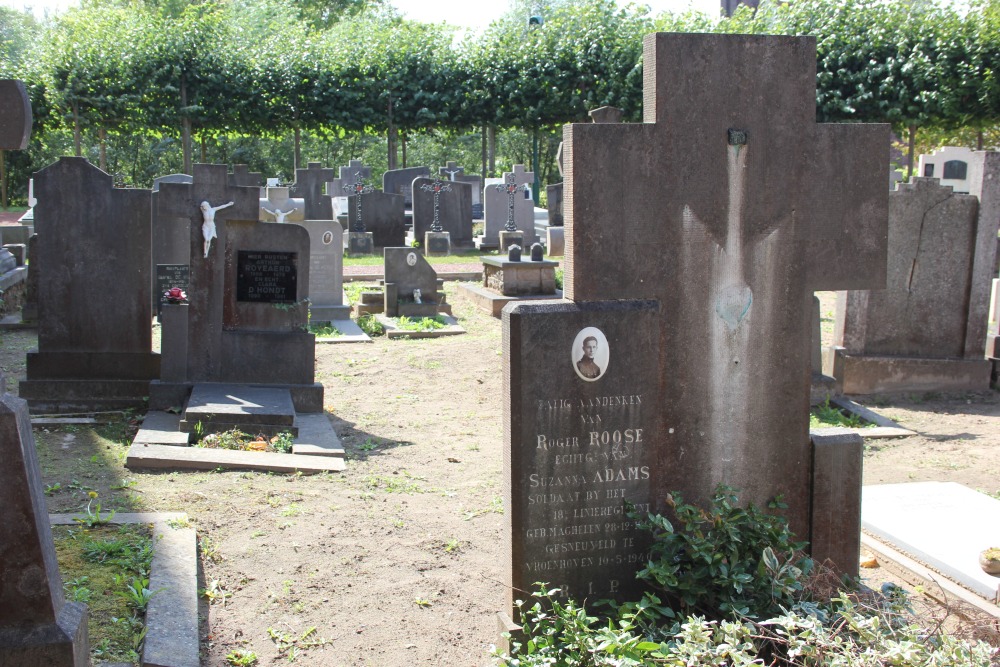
[395,315,447,331]
[357,313,384,337]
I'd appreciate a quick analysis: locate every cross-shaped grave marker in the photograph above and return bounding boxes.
[439,161,465,181]
[343,172,375,232]
[290,161,336,219]
[503,32,888,613]
[494,173,528,233]
[419,178,453,233]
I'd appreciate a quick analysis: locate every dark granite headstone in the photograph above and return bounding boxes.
[236,251,297,303]
[546,183,563,227]
[383,247,446,317]
[228,164,264,188]
[829,170,999,393]
[151,173,193,309]
[439,161,483,219]
[484,165,536,246]
[347,191,405,247]
[20,158,160,412]
[289,162,335,220]
[382,166,430,208]
[503,33,889,618]
[412,177,473,246]
[0,393,89,665]
[0,80,32,150]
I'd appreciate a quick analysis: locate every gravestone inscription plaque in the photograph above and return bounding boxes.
[155,264,190,316]
[236,251,297,303]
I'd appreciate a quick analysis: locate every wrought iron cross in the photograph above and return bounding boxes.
[343,171,375,232]
[493,174,527,232]
[419,178,452,233]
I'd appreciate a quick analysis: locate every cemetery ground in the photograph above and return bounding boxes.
[1,288,999,665]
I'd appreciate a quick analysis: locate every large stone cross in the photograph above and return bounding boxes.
[339,159,371,182]
[564,33,888,538]
[156,164,260,380]
[289,161,335,220]
[439,161,465,181]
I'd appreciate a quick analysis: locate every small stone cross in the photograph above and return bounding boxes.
[493,174,528,232]
[439,161,465,181]
[419,178,453,232]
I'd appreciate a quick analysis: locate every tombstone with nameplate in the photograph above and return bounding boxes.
[917,146,976,194]
[0,392,89,665]
[151,173,193,310]
[155,264,190,318]
[328,159,371,217]
[20,157,160,412]
[501,33,889,628]
[382,166,430,209]
[412,176,473,250]
[826,162,1000,394]
[482,165,536,249]
[149,164,321,417]
[289,162,336,220]
[383,248,449,318]
[298,219,349,322]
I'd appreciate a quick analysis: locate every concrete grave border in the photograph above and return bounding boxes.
[375,314,466,339]
[810,396,914,439]
[49,512,199,667]
[313,317,371,344]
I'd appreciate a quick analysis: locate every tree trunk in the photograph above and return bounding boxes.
[907,124,917,181]
[294,126,301,172]
[98,127,107,172]
[200,136,207,163]
[72,103,81,157]
[387,96,397,171]
[481,124,487,181]
[977,129,984,151]
[181,76,192,175]
[401,131,407,169]
[488,124,496,177]
[0,149,7,210]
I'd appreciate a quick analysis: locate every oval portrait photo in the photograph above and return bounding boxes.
[571,327,609,382]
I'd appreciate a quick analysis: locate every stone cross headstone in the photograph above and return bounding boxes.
[259,186,305,223]
[502,33,888,617]
[340,159,371,182]
[483,165,536,246]
[439,161,483,218]
[0,393,89,665]
[828,163,1000,393]
[228,164,264,188]
[343,173,375,232]
[347,191,406,247]
[328,160,372,220]
[0,80,32,150]
[20,157,161,412]
[289,161,336,220]
[412,176,473,245]
[495,174,528,232]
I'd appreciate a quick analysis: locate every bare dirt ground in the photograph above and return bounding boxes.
[2,285,999,665]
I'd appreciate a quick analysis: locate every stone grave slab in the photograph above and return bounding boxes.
[439,161,484,218]
[377,314,466,339]
[180,384,295,433]
[483,165,536,247]
[20,157,160,412]
[126,442,346,473]
[0,393,88,665]
[289,162,336,220]
[382,166,430,208]
[383,248,449,317]
[917,146,976,193]
[862,482,1000,601]
[458,283,565,318]
[314,317,371,344]
[412,176,473,246]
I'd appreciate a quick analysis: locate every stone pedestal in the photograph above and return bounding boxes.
[347,231,374,256]
[482,257,558,296]
[498,231,523,252]
[424,231,450,256]
[545,226,564,257]
[159,303,189,383]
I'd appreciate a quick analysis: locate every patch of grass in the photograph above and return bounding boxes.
[225,649,259,666]
[809,399,872,429]
[308,322,342,337]
[357,313,384,337]
[363,472,423,494]
[394,315,447,332]
[195,428,295,453]
[54,524,154,664]
[463,495,504,520]
[267,625,330,661]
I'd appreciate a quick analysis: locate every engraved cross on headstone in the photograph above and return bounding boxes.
[493,173,528,232]
[343,172,375,232]
[418,178,453,233]
[563,33,889,539]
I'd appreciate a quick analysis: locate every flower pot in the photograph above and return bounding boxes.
[979,549,1000,576]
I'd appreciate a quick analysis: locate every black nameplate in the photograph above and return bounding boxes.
[155,264,190,315]
[236,251,297,303]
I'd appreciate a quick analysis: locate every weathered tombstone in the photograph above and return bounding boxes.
[588,105,624,124]
[0,80,32,150]
[289,161,335,220]
[383,248,448,317]
[20,157,160,412]
[259,186,305,223]
[149,163,321,417]
[826,168,1000,393]
[343,173,376,254]
[328,159,372,221]
[298,219,349,322]
[347,191,406,248]
[0,392,89,665]
[502,33,888,624]
[151,173,193,310]
[20,234,38,323]
[382,166,429,208]
[228,164,264,188]
[439,161,484,218]
[546,183,563,228]
[412,176,473,249]
[155,264,190,318]
[918,146,976,193]
[482,165,536,248]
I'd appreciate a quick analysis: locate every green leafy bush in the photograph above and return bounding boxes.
[395,315,447,331]
[357,313,384,337]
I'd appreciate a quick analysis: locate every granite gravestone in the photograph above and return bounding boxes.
[298,219,349,322]
[382,166,430,209]
[383,247,448,318]
[439,161,484,218]
[412,176,473,246]
[150,164,320,412]
[328,159,372,213]
[151,173,193,310]
[917,146,976,194]
[502,33,888,619]
[228,164,264,188]
[0,80,31,150]
[20,158,160,412]
[347,191,406,248]
[827,168,1000,393]
[0,393,89,665]
[289,162,336,220]
[483,165,536,247]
